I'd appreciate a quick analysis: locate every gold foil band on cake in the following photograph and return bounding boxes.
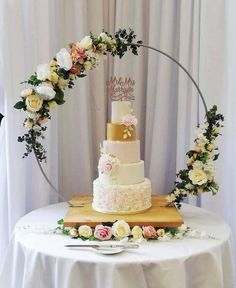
[107,123,136,141]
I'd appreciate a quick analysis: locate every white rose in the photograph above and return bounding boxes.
[131,226,143,239]
[36,64,50,81]
[188,169,208,185]
[36,84,56,100]
[99,32,111,42]
[112,220,130,239]
[56,48,72,71]
[69,227,79,238]
[78,36,93,50]
[20,88,33,97]
[27,112,40,121]
[192,160,204,170]
[166,194,176,203]
[78,225,92,238]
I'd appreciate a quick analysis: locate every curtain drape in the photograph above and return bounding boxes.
[0,0,235,282]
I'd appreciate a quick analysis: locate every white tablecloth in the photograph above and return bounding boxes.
[0,202,234,288]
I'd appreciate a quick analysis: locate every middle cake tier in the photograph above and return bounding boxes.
[99,160,144,185]
[103,140,140,163]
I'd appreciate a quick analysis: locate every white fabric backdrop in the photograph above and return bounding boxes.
[0,0,235,283]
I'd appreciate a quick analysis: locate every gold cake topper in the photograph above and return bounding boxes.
[107,76,135,101]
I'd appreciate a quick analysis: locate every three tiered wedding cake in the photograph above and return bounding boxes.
[92,101,152,214]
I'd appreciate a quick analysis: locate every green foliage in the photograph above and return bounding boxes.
[14,101,25,110]
[57,219,64,225]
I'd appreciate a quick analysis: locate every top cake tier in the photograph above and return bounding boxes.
[111,101,133,123]
[107,101,137,141]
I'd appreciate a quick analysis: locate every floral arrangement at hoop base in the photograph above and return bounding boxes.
[167,106,224,208]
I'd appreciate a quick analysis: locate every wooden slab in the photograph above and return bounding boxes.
[64,195,184,228]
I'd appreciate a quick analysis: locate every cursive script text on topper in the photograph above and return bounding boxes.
[107,76,135,101]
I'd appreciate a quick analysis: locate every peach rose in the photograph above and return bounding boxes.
[142,226,157,238]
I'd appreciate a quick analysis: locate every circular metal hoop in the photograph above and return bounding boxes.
[35,42,208,206]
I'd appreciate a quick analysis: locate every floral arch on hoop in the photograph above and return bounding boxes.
[14,28,224,208]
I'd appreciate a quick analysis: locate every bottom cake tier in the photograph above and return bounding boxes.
[92,178,152,214]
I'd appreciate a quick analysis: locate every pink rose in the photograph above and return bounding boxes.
[142,226,157,238]
[122,114,138,127]
[103,162,113,173]
[94,225,112,240]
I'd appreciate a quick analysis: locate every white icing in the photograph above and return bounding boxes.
[103,140,140,163]
[99,160,144,185]
[93,178,152,214]
[111,101,132,123]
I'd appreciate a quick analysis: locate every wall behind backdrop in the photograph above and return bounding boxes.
[0,0,235,281]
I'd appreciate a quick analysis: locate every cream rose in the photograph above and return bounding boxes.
[112,220,130,239]
[78,225,92,238]
[48,71,59,84]
[69,227,79,238]
[156,228,165,237]
[188,169,208,185]
[131,226,143,239]
[58,78,69,90]
[24,118,34,128]
[48,100,57,109]
[26,94,43,112]
[20,88,33,97]
[83,61,93,70]
[78,36,93,50]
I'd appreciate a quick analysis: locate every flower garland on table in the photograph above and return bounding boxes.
[56,219,214,242]
[167,106,224,208]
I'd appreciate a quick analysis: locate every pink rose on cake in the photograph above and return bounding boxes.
[122,114,138,127]
[94,225,112,240]
[98,153,120,175]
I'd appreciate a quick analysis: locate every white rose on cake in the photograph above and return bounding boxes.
[56,48,72,71]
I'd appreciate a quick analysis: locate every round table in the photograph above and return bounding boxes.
[0,202,234,288]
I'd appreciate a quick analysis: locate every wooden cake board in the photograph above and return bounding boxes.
[64,195,184,228]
